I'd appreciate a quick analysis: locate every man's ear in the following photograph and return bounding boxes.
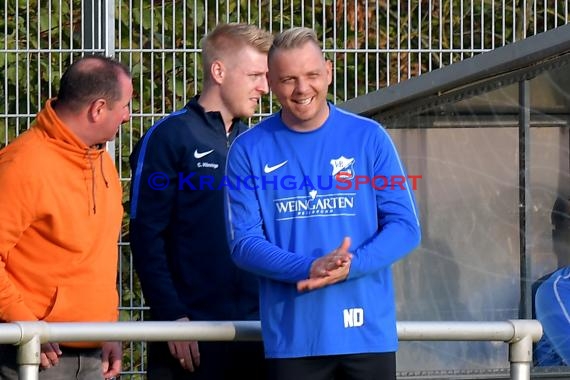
[210,60,225,84]
[326,60,333,85]
[88,98,106,122]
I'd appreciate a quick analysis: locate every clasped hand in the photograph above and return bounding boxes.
[297,236,353,292]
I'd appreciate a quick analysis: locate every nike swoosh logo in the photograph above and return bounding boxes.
[264,160,288,173]
[194,149,214,159]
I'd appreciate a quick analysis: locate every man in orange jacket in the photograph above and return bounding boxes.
[0,55,132,380]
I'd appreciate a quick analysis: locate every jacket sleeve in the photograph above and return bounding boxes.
[349,125,421,278]
[225,141,313,283]
[0,157,40,321]
[129,125,187,320]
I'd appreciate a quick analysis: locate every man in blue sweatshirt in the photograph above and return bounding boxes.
[226,27,421,380]
[129,23,273,379]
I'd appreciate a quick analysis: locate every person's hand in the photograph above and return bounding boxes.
[101,341,122,379]
[168,317,200,372]
[297,237,353,292]
[308,236,352,277]
[40,342,62,369]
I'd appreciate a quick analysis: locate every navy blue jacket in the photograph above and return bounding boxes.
[129,96,258,321]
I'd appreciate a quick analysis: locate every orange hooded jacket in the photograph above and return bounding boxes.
[0,99,123,347]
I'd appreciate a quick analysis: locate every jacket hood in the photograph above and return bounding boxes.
[35,98,103,156]
[34,98,110,214]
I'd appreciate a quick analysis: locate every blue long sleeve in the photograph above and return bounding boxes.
[225,104,421,358]
[226,141,314,283]
[349,125,421,277]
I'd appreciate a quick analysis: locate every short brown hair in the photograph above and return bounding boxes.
[57,55,131,110]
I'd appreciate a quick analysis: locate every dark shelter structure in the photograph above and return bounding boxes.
[341,23,570,379]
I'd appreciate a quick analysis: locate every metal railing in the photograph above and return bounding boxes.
[0,319,542,380]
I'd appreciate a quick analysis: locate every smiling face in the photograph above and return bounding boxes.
[219,46,269,119]
[268,41,332,132]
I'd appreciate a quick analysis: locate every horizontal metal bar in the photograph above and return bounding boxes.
[397,321,516,341]
[0,320,542,344]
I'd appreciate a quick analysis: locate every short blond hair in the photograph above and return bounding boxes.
[201,23,273,78]
[268,27,321,63]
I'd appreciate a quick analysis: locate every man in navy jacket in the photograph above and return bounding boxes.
[129,23,273,379]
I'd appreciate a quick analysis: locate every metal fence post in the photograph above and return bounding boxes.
[14,321,50,380]
[508,319,543,380]
[16,334,40,380]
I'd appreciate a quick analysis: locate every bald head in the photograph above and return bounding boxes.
[56,55,131,112]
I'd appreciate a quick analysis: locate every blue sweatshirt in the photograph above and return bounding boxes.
[129,96,259,322]
[226,103,421,358]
